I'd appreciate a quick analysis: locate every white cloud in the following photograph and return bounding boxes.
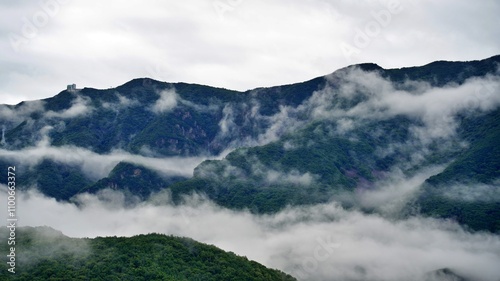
[0,141,215,180]
[440,181,500,202]
[212,100,306,150]
[45,95,93,119]
[265,170,316,186]
[101,92,140,111]
[0,100,45,122]
[353,165,447,216]
[2,187,499,281]
[211,68,500,161]
[196,154,318,187]
[307,68,500,144]
[150,89,178,114]
[218,104,237,136]
[1,0,498,105]
[256,104,305,145]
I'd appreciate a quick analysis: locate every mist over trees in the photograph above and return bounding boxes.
[1,56,500,280]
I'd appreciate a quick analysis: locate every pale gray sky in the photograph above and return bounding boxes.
[1,0,499,105]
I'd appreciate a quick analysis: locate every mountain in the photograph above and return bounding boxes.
[424,268,470,281]
[0,55,499,232]
[0,226,296,280]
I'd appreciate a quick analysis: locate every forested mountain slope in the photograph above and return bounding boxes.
[1,55,499,232]
[0,226,296,281]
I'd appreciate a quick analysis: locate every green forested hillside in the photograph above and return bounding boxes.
[0,227,296,281]
[81,161,188,200]
[415,108,500,232]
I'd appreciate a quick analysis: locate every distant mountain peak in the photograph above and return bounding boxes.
[352,62,384,72]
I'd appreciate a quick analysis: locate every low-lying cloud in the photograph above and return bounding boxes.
[0,100,45,123]
[101,92,141,112]
[1,186,499,281]
[439,181,500,202]
[352,165,448,217]
[215,68,500,176]
[319,69,500,142]
[45,95,93,119]
[0,140,212,180]
[213,68,500,160]
[0,68,499,281]
[196,154,319,187]
[150,89,179,114]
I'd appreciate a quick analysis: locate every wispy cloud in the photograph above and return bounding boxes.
[439,181,500,202]
[101,92,140,111]
[313,68,500,142]
[0,140,213,180]
[45,95,93,119]
[210,68,500,172]
[2,187,499,281]
[150,89,179,114]
[196,154,318,187]
[0,100,45,122]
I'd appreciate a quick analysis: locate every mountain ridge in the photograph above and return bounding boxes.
[0,55,499,232]
[13,54,499,109]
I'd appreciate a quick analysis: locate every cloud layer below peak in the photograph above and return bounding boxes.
[1,186,499,281]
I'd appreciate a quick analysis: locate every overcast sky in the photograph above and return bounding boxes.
[1,0,499,105]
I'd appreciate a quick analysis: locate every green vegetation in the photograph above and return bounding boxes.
[0,159,93,201]
[415,109,500,232]
[0,226,296,281]
[1,55,499,232]
[427,109,500,185]
[167,117,419,213]
[81,162,187,200]
[384,54,500,86]
[416,189,500,233]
